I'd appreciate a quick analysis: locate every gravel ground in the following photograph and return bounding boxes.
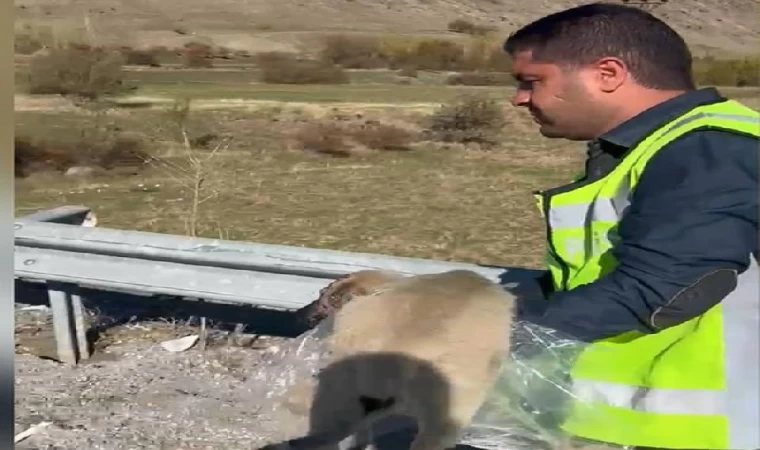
[14,302,319,450]
[13,299,563,450]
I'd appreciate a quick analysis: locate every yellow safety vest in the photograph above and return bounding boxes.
[534,99,760,449]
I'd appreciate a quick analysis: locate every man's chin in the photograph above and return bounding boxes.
[538,124,587,141]
[537,124,565,139]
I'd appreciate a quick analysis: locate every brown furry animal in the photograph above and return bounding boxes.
[259,269,517,450]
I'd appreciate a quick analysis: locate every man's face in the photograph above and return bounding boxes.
[509,50,611,141]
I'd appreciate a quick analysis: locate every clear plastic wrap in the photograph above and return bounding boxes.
[251,316,629,450]
[460,320,611,450]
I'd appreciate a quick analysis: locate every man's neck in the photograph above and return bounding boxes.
[599,89,691,138]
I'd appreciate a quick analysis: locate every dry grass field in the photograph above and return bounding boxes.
[14,77,760,268]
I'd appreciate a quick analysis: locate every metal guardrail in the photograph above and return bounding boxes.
[14,205,540,365]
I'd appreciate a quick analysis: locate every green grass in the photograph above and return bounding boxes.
[122,68,449,85]
[132,82,509,103]
[119,67,505,103]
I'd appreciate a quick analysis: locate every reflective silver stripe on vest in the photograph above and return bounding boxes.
[548,182,632,231]
[571,379,725,416]
[721,257,760,449]
[570,259,760,449]
[660,112,760,137]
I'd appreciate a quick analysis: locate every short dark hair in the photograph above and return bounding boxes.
[503,2,695,90]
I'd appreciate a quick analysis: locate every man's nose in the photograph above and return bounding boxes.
[510,89,530,107]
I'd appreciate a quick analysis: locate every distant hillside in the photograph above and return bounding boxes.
[14,0,759,56]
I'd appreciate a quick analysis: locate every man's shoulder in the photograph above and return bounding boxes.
[648,127,757,174]
[629,127,758,209]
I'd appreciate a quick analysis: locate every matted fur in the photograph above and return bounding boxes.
[292,269,406,329]
[259,269,517,450]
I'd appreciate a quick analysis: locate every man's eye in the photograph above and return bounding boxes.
[518,80,536,90]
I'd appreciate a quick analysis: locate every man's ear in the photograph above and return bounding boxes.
[594,56,628,93]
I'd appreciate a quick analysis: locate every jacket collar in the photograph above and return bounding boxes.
[597,87,728,152]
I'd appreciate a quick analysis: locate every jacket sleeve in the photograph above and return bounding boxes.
[518,130,758,342]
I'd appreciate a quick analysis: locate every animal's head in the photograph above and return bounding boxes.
[294,270,405,329]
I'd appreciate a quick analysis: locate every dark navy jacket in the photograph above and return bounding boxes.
[519,87,759,342]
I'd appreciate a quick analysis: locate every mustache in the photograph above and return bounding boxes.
[529,107,547,122]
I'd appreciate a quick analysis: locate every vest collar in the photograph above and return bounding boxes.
[579,88,728,184]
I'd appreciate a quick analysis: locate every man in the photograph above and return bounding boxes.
[503,3,759,450]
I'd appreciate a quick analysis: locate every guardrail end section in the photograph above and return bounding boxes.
[17,205,96,227]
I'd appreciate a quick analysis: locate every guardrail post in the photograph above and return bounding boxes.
[46,282,90,365]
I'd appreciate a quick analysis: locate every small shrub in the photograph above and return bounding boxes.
[14,134,151,177]
[481,45,512,72]
[447,72,513,86]
[14,33,44,55]
[427,94,506,148]
[14,24,56,54]
[189,133,220,149]
[412,39,466,71]
[149,45,170,54]
[377,37,416,68]
[693,56,760,87]
[312,34,513,72]
[350,121,417,151]
[15,136,76,177]
[258,55,349,84]
[448,19,475,34]
[447,19,496,36]
[121,48,161,66]
[293,122,352,157]
[254,51,297,65]
[320,34,387,69]
[181,41,214,68]
[460,36,513,72]
[27,45,126,99]
[183,53,213,68]
[397,66,419,78]
[293,120,417,156]
[98,136,151,169]
[375,37,467,70]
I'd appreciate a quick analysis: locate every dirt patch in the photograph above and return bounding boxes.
[14,303,312,449]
